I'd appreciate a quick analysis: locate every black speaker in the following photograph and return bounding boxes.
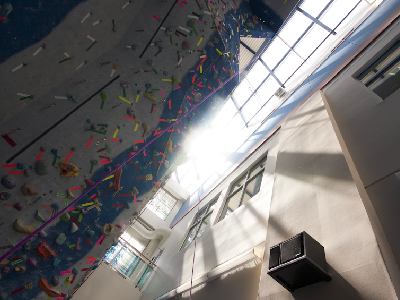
[267,232,332,292]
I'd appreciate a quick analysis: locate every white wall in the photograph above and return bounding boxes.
[73,263,142,300]
[140,132,279,300]
[323,18,400,296]
[257,91,397,300]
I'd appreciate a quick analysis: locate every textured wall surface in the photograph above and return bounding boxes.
[0,0,272,299]
[257,92,397,300]
[140,133,278,300]
[323,16,400,296]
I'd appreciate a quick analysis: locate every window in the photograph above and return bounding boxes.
[355,36,400,100]
[147,188,178,220]
[169,0,370,218]
[104,231,148,279]
[219,154,268,222]
[180,197,218,250]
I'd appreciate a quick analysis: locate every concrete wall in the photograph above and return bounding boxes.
[140,130,279,300]
[323,17,400,296]
[179,260,262,300]
[73,263,142,300]
[257,92,397,300]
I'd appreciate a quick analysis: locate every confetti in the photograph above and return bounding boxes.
[8,171,24,175]
[65,150,74,162]
[33,47,43,56]
[119,96,131,104]
[12,63,24,72]
[1,134,16,147]
[81,12,91,23]
[2,164,17,168]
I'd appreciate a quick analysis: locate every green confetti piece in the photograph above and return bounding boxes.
[154,50,161,57]
[78,214,83,222]
[11,259,23,265]
[86,41,97,51]
[100,100,105,110]
[65,198,69,207]
[89,129,107,135]
[169,35,173,45]
[59,57,70,64]
[69,244,76,248]
[123,89,126,97]
[36,221,42,228]
[20,95,33,100]
[112,19,115,27]
[56,193,67,197]
[52,154,58,166]
[153,69,158,75]
[66,282,69,288]
[97,123,108,127]
[71,210,80,214]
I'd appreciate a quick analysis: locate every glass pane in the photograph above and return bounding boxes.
[197,207,208,221]
[104,243,122,262]
[295,24,329,59]
[219,190,242,221]
[212,98,237,129]
[197,214,212,237]
[179,165,197,190]
[257,77,281,104]
[370,59,400,99]
[250,155,268,178]
[112,247,138,275]
[177,160,193,181]
[241,95,261,122]
[136,265,153,289]
[241,173,263,205]
[246,61,269,90]
[278,12,312,47]
[182,227,196,248]
[318,0,361,30]
[328,1,369,35]
[300,0,332,18]
[232,81,252,107]
[275,51,304,84]
[230,174,247,194]
[261,37,290,69]
[208,199,218,212]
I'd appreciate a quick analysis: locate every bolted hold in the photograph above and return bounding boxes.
[166,28,175,36]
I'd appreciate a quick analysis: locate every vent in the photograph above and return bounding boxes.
[274,87,287,98]
[281,234,303,264]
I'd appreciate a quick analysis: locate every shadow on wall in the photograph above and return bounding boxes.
[276,152,354,182]
[178,261,262,300]
[291,264,361,300]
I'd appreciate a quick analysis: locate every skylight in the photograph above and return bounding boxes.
[169,0,371,198]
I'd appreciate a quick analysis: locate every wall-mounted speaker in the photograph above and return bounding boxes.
[267,232,332,292]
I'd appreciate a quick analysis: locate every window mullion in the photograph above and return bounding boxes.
[296,7,337,35]
[231,98,248,127]
[238,171,251,208]
[259,59,284,87]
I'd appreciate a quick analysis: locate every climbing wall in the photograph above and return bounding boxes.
[0,0,273,299]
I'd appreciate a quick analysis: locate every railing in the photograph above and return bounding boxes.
[103,240,156,291]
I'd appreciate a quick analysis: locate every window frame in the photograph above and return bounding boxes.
[146,188,179,221]
[218,153,268,222]
[354,34,400,100]
[179,197,219,251]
